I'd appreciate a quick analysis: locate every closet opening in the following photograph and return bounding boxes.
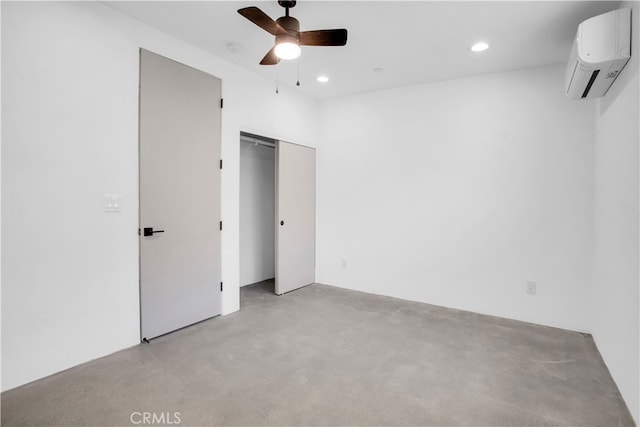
[239,131,277,296]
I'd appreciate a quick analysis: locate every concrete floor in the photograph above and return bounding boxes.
[1,281,635,426]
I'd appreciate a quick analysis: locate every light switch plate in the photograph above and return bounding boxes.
[526,280,537,295]
[103,195,121,212]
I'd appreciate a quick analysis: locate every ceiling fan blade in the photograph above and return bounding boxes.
[238,6,286,35]
[300,29,348,46]
[259,46,280,65]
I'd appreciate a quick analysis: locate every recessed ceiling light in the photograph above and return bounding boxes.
[316,75,329,83]
[470,42,489,52]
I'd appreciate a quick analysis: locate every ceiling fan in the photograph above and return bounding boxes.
[238,1,348,65]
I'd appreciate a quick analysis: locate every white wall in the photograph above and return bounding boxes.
[1,1,319,391]
[317,64,595,332]
[240,141,276,286]
[591,1,639,423]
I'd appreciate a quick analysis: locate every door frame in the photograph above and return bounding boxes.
[237,130,317,298]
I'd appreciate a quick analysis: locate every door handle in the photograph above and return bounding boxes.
[143,227,165,237]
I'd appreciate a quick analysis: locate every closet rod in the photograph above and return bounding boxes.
[241,136,276,149]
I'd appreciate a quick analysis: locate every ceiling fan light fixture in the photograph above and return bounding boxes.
[274,34,301,60]
[274,42,300,59]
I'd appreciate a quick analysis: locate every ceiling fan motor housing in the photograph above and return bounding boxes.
[276,16,300,40]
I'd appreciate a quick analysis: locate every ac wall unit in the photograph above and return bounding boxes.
[565,7,631,100]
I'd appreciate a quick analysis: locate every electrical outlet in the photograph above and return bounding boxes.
[341,258,347,268]
[526,280,537,295]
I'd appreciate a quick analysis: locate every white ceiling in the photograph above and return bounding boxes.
[105,1,619,99]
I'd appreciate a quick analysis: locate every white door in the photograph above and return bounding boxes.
[276,141,316,295]
[139,49,222,340]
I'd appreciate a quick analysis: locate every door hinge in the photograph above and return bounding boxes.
[219,221,222,231]
[137,228,141,236]
[220,159,223,170]
[220,98,224,109]
[220,282,223,292]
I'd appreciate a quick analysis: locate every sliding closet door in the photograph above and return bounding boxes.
[276,141,316,295]
[139,49,222,340]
